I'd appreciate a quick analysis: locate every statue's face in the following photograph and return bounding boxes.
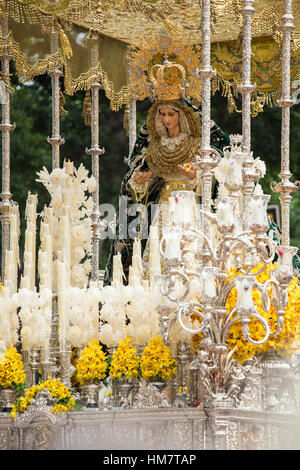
[159,106,179,132]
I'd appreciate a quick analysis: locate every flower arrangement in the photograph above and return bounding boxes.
[18,287,52,351]
[140,336,177,382]
[36,161,95,288]
[75,339,109,385]
[65,284,102,348]
[226,263,300,363]
[10,377,76,418]
[109,337,140,381]
[124,284,160,346]
[0,347,26,392]
[0,291,19,351]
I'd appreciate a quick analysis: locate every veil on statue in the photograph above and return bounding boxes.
[104,56,300,285]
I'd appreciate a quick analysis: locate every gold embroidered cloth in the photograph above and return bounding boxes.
[1,0,299,110]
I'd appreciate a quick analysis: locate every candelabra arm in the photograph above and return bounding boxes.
[221,307,238,343]
[241,311,270,345]
[158,270,191,303]
[177,302,211,335]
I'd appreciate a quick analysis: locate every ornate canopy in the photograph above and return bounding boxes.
[1,0,300,110]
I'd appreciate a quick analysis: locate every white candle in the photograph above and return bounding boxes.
[113,253,124,286]
[129,265,139,287]
[44,233,53,288]
[4,249,13,284]
[234,277,255,310]
[225,159,243,187]
[65,160,74,175]
[63,175,72,206]
[162,228,182,262]
[132,238,143,280]
[20,275,30,289]
[172,192,193,228]
[202,269,217,298]
[61,206,71,287]
[249,195,270,226]
[57,261,67,351]
[149,225,161,281]
[24,229,33,254]
[168,197,175,226]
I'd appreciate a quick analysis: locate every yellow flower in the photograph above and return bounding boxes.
[110,337,140,380]
[76,340,108,385]
[10,378,76,417]
[226,263,300,363]
[140,336,177,382]
[0,347,26,389]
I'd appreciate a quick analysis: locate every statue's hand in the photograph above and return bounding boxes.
[134,167,152,184]
[178,162,196,179]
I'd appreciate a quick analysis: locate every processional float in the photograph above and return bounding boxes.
[0,0,300,450]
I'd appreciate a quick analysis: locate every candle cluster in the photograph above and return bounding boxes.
[0,160,100,357]
[100,238,160,348]
[36,161,96,351]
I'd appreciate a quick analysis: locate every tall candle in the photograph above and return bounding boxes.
[234,277,256,310]
[20,275,30,290]
[162,227,182,262]
[132,238,143,280]
[57,260,67,351]
[149,225,161,282]
[65,160,74,175]
[113,253,124,286]
[202,269,217,298]
[4,249,13,284]
[61,206,71,287]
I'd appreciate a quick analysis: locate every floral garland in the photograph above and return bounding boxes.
[0,347,26,392]
[10,377,76,418]
[109,337,140,381]
[75,339,109,386]
[140,336,177,382]
[226,263,300,363]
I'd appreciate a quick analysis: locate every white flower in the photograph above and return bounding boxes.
[17,289,38,308]
[71,264,87,287]
[0,341,6,356]
[69,325,82,347]
[36,167,51,186]
[38,288,52,306]
[75,163,89,182]
[214,158,229,183]
[87,176,97,193]
[99,323,114,347]
[49,168,67,185]
[72,246,85,263]
[21,326,33,350]
[253,158,266,178]
[82,258,91,275]
[82,196,94,216]
[73,224,88,241]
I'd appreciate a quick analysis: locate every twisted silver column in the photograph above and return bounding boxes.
[0,13,15,279]
[238,0,256,153]
[85,33,105,282]
[197,0,219,247]
[128,98,136,155]
[47,28,65,170]
[271,0,300,246]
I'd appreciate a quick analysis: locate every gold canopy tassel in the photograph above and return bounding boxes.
[82,90,92,127]
[56,21,73,60]
[123,104,129,136]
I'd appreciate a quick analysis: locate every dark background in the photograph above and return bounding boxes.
[4,67,300,271]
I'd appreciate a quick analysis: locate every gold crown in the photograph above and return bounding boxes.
[149,60,186,101]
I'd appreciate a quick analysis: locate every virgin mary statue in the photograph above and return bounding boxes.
[104,97,230,284]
